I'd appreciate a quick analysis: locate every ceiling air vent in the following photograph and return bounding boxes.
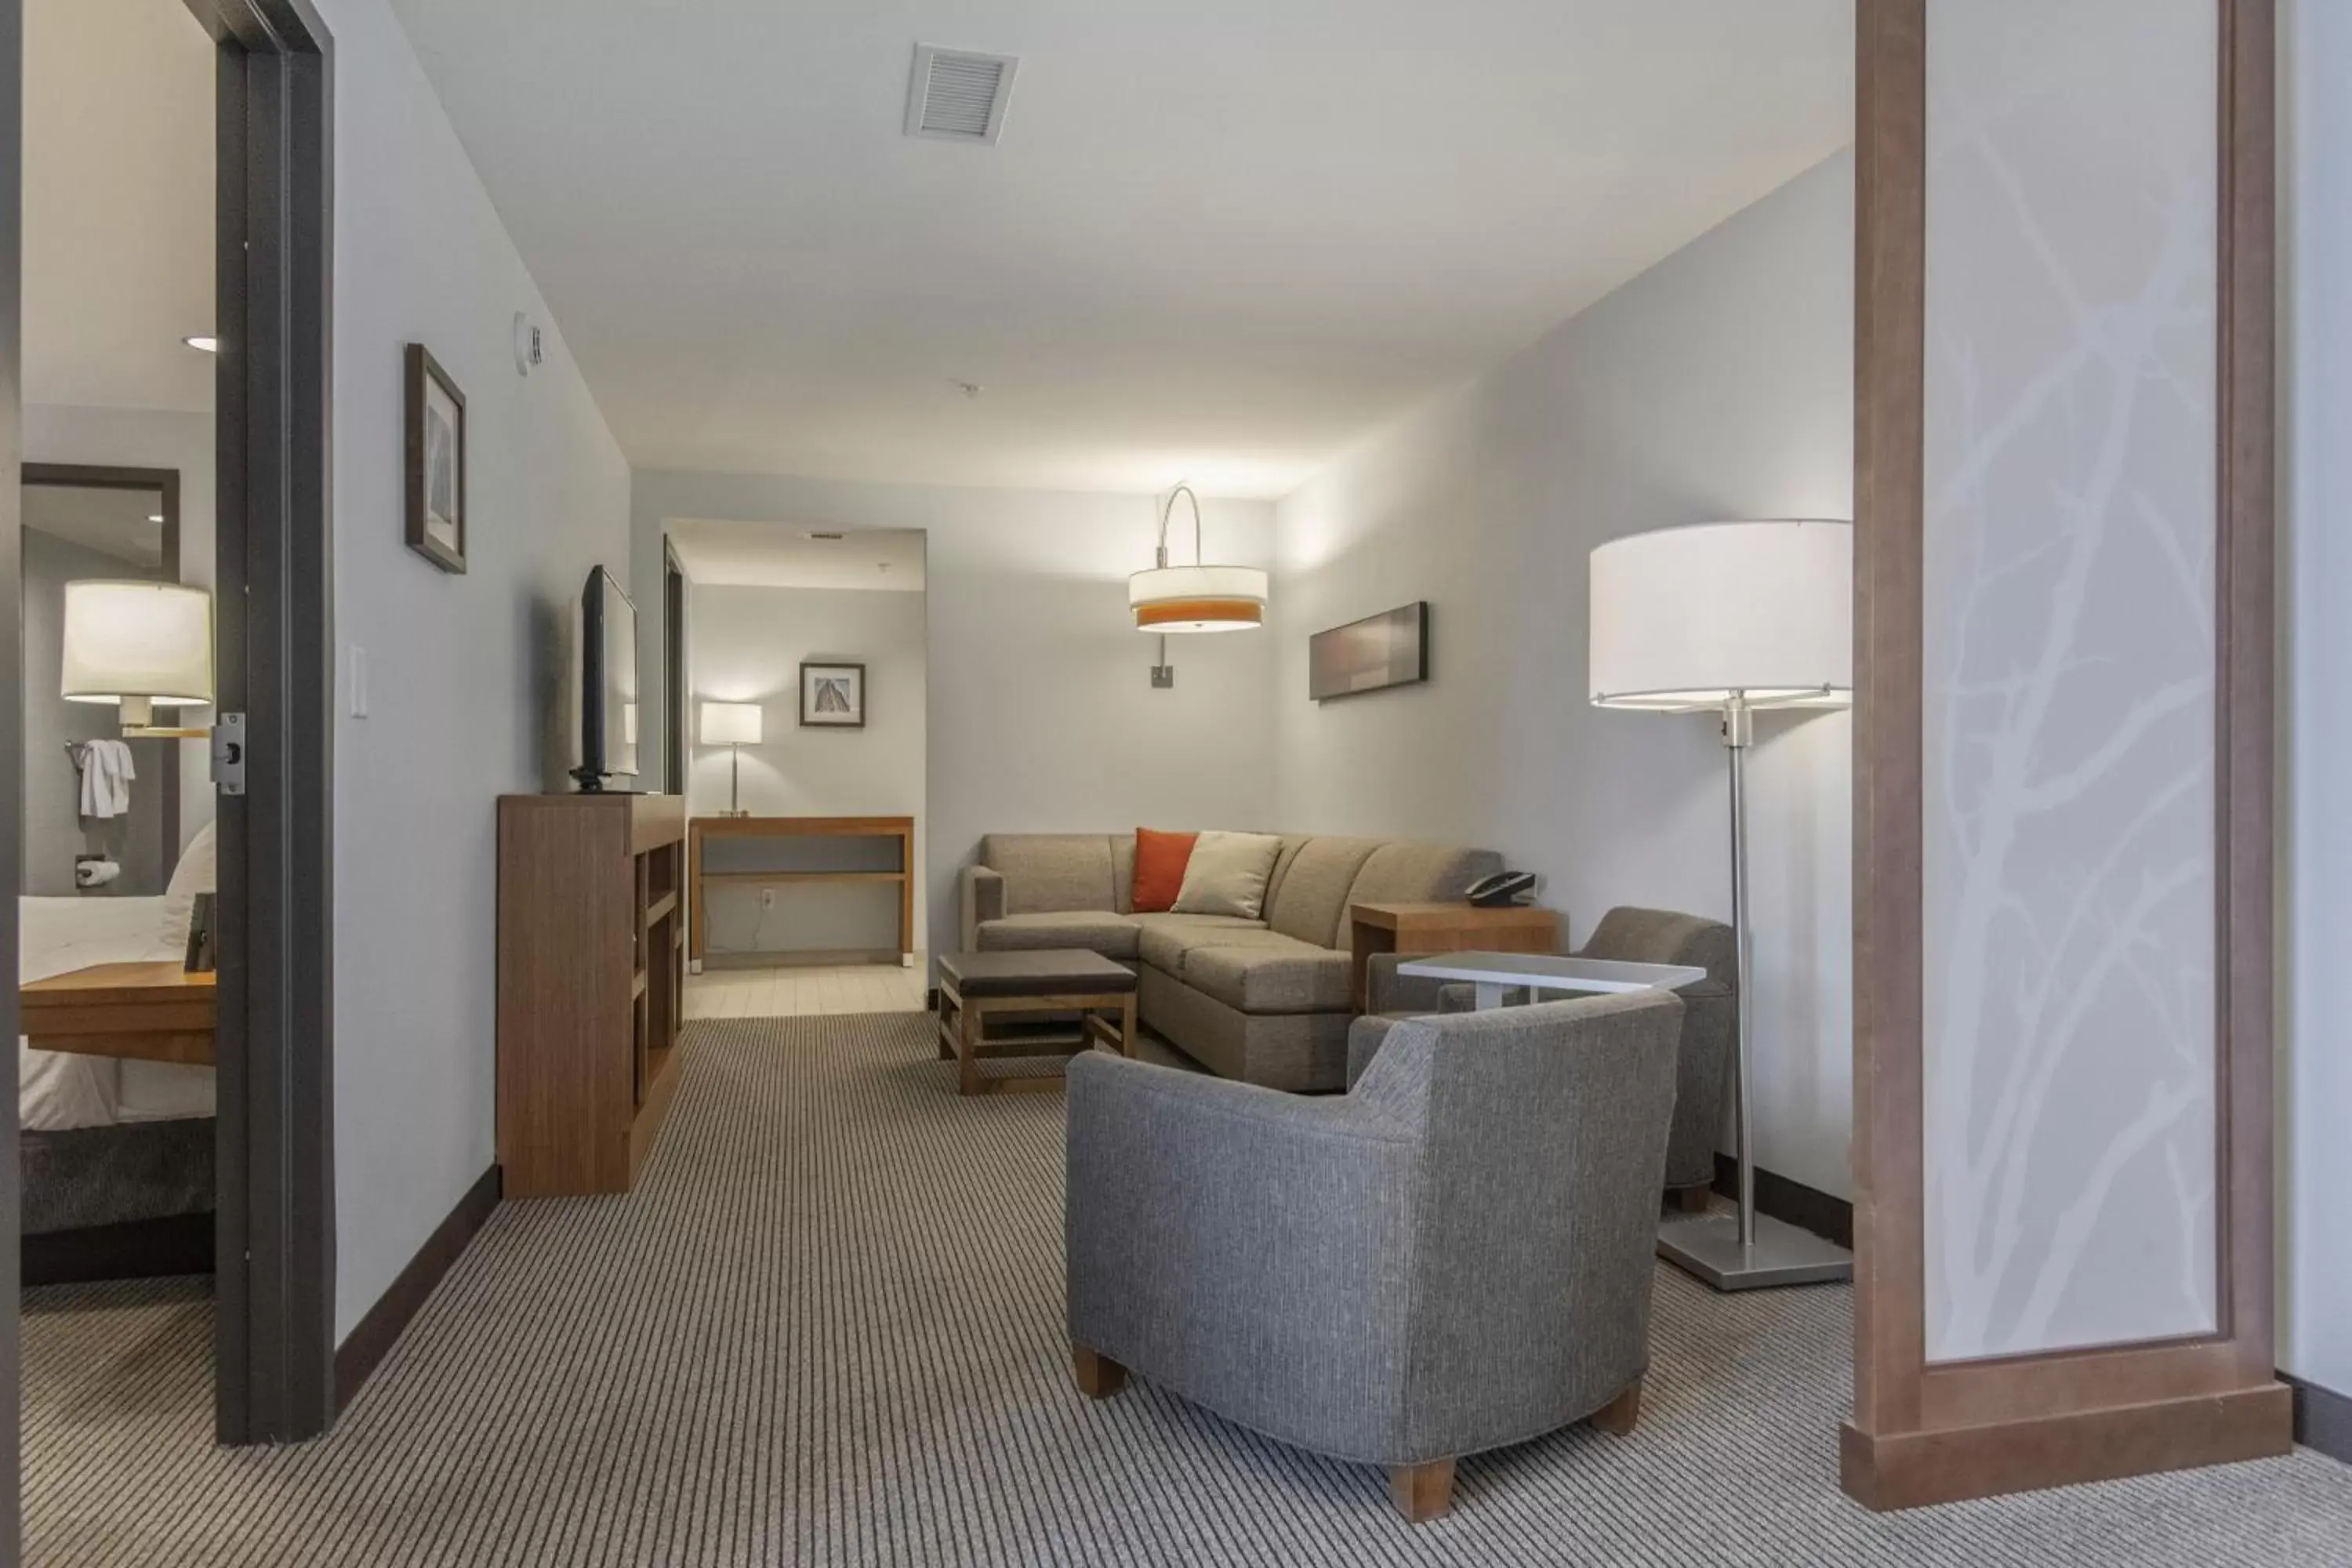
[905,45,1018,144]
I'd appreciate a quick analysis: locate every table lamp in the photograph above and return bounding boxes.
[60,579,216,739]
[699,701,763,816]
[1589,519,1853,1291]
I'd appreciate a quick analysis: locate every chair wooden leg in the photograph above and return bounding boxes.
[1387,1458,1455,1523]
[1592,1377,1642,1436]
[1672,1182,1715,1214]
[1071,1345,1127,1399]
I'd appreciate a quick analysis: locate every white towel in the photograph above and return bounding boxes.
[77,739,136,820]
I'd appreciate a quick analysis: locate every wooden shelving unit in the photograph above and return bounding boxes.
[688,815,915,970]
[498,793,688,1198]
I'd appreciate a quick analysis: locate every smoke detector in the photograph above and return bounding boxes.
[905,45,1018,143]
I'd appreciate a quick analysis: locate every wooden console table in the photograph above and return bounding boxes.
[20,962,217,1065]
[1348,901,1560,1014]
[689,815,915,971]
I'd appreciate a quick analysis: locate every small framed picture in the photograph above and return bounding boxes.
[404,343,468,573]
[800,661,866,728]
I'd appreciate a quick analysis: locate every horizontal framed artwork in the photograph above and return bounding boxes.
[1308,601,1428,702]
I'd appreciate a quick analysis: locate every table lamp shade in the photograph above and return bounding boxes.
[700,701,763,746]
[1589,521,1853,710]
[60,581,215,706]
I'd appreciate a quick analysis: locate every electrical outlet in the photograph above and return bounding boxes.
[760,888,776,909]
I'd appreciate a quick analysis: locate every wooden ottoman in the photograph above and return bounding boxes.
[935,949,1138,1098]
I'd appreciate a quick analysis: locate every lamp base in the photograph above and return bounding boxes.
[1657,1210,1852,1291]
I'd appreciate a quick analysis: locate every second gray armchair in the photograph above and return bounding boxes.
[1065,989,1685,1523]
[1359,905,1737,1210]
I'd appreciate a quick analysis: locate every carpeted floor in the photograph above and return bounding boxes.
[22,1015,2352,1566]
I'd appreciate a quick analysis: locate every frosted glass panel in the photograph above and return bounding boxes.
[1921,0,2220,1361]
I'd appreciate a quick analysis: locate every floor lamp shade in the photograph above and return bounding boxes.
[1589,521,1853,709]
[60,580,216,710]
[699,702,763,746]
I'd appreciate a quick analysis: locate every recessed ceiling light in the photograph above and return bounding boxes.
[182,335,218,353]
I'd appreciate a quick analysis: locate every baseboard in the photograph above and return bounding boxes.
[23,1212,214,1287]
[1841,1382,2295,1509]
[2286,1373,2352,1465]
[1712,1152,1853,1248]
[334,1164,501,1414]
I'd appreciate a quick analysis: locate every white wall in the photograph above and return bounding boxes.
[1272,154,1856,1199]
[24,404,215,854]
[2280,0,2351,1406]
[321,0,633,1341]
[689,583,928,956]
[633,472,1278,963]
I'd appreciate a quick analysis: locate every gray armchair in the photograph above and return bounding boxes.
[1357,905,1736,1210]
[1065,990,1684,1522]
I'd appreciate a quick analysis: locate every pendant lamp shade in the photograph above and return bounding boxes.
[1131,484,1266,633]
[1128,563,1269,633]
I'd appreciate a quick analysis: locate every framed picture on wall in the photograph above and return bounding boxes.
[800,662,866,728]
[404,343,468,574]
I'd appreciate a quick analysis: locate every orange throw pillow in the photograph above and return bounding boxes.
[1131,829,1199,913]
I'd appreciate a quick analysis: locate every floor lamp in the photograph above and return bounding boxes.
[1589,520,1854,1290]
[699,701,762,816]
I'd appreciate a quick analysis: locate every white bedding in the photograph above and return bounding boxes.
[19,822,219,1131]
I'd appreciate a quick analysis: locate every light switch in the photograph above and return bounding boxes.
[350,645,368,718]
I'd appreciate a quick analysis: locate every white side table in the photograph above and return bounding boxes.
[1396,950,1708,1011]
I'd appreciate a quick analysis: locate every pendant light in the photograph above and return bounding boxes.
[1128,484,1268,633]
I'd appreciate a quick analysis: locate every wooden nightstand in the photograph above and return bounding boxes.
[20,961,217,1065]
[1348,902,1560,1014]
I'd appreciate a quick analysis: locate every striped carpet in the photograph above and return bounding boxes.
[22,1014,2352,1566]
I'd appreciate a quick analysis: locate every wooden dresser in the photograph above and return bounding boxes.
[497,793,687,1197]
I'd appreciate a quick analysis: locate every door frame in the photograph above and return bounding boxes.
[664,535,688,794]
[4,0,27,1548]
[23,461,187,868]
[184,0,338,1446]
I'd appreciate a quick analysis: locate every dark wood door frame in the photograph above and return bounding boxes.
[23,461,187,866]
[186,0,337,1446]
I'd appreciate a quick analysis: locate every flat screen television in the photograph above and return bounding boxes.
[568,566,641,791]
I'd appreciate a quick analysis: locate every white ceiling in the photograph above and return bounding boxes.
[670,520,927,593]
[23,0,216,414]
[387,0,1853,498]
[24,480,170,570]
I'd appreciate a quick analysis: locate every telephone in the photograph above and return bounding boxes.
[1465,870,1539,908]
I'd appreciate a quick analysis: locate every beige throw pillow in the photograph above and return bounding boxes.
[1171,830,1284,920]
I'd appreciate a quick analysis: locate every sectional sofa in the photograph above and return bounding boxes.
[959,833,1501,1092]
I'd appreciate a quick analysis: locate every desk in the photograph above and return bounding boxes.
[1347,900,1559,1014]
[20,961,216,1065]
[690,815,916,971]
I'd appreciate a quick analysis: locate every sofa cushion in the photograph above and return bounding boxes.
[1264,837,1386,948]
[1171,830,1283,919]
[1131,828,1197,913]
[1184,940,1353,1015]
[981,833,1117,916]
[975,910,1140,960]
[1342,840,1504,913]
[1131,913,1273,975]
